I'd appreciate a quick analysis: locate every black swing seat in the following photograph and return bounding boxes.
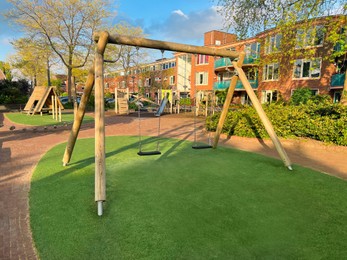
[137,150,162,156]
[192,144,213,149]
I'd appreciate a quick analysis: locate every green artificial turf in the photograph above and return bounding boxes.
[30,136,347,259]
[5,112,94,126]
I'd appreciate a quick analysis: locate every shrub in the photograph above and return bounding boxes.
[206,102,347,146]
[290,87,313,105]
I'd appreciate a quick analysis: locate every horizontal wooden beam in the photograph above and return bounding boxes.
[93,31,239,60]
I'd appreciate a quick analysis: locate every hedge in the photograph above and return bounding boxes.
[206,100,347,146]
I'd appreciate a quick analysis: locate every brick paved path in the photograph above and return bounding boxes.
[0,111,346,259]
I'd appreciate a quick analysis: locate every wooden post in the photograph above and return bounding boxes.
[233,61,292,169]
[58,106,62,122]
[62,64,96,165]
[94,31,109,216]
[52,95,55,119]
[54,95,58,121]
[114,88,118,114]
[205,94,208,117]
[213,52,245,148]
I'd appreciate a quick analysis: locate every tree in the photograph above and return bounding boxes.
[216,0,346,38]
[0,61,12,80]
[215,0,347,104]
[7,0,110,102]
[104,22,148,93]
[10,37,56,87]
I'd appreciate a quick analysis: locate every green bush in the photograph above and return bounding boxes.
[290,87,313,105]
[206,101,347,146]
[0,79,30,104]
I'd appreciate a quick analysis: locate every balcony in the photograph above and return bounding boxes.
[331,73,345,87]
[214,56,258,70]
[213,79,258,90]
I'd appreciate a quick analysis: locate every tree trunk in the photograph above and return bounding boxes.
[67,67,72,102]
[46,58,51,87]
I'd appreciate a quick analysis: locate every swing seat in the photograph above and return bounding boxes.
[137,150,161,156]
[192,144,213,149]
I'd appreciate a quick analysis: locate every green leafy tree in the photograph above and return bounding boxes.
[215,0,347,104]
[0,61,12,80]
[7,0,111,102]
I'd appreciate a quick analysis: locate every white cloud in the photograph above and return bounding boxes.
[148,7,225,45]
[172,10,189,20]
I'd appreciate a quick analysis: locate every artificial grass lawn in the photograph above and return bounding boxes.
[5,112,94,126]
[30,136,347,259]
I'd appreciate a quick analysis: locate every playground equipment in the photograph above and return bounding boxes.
[24,86,64,120]
[114,87,129,114]
[192,91,214,149]
[62,31,292,216]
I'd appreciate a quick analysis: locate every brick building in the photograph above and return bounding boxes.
[105,15,346,104]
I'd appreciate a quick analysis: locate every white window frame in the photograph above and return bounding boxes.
[293,58,322,79]
[290,88,319,96]
[245,42,260,59]
[296,25,324,49]
[196,54,209,65]
[196,72,208,85]
[263,63,279,81]
[265,34,282,54]
[169,75,175,85]
[261,90,278,104]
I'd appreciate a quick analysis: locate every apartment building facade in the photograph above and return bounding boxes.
[105,15,346,104]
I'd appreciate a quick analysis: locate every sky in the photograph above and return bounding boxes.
[0,0,226,62]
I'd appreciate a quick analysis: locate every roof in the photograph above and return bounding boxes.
[24,86,64,113]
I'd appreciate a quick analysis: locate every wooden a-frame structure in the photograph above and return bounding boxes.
[24,86,64,116]
[61,31,292,216]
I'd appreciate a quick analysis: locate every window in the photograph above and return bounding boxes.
[170,76,175,85]
[196,54,209,65]
[145,78,151,87]
[245,42,260,59]
[263,63,279,81]
[334,91,341,103]
[241,93,251,105]
[196,72,208,85]
[261,90,278,103]
[296,25,324,48]
[293,58,321,79]
[265,34,282,54]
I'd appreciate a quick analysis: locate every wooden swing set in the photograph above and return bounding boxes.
[62,31,292,216]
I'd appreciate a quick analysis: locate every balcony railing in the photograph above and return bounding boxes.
[331,73,345,87]
[214,56,258,70]
[213,79,258,90]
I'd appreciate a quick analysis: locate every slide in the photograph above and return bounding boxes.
[155,97,168,117]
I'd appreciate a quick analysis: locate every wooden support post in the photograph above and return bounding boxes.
[213,53,246,148]
[55,95,58,121]
[94,31,109,216]
[205,94,208,117]
[58,106,62,122]
[114,88,118,114]
[52,95,55,119]
[62,65,96,165]
[233,62,292,169]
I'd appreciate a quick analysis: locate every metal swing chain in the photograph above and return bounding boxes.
[156,49,165,152]
[136,47,143,152]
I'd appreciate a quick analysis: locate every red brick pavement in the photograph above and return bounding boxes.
[0,111,346,259]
